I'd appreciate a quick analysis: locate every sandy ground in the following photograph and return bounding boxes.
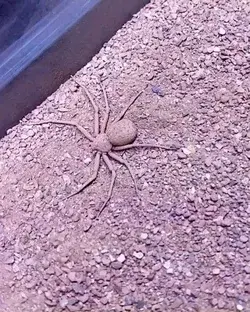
[0,0,250,311]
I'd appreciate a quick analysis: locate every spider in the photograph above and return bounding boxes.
[31,76,179,217]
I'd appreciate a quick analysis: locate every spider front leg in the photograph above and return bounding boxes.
[67,152,101,198]
[114,88,145,123]
[100,82,110,133]
[97,154,117,217]
[71,76,100,136]
[30,120,94,141]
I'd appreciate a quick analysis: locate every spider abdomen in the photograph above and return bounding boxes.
[107,119,137,146]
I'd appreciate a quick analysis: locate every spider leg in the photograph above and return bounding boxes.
[97,154,116,217]
[108,151,139,197]
[67,152,101,198]
[100,82,110,133]
[114,87,146,123]
[31,120,94,141]
[112,143,180,151]
[71,76,100,136]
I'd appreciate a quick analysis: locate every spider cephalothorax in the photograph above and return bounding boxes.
[91,133,112,152]
[31,76,178,218]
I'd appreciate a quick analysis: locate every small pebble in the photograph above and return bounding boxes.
[25,280,37,289]
[151,85,165,97]
[205,157,212,167]
[59,297,68,308]
[133,251,144,259]
[244,266,250,274]
[78,294,89,304]
[177,151,187,159]
[68,271,82,283]
[12,264,20,273]
[82,219,92,232]
[147,272,155,281]
[240,235,248,243]
[212,268,220,275]
[140,233,148,240]
[117,254,126,263]
[218,27,226,35]
[167,268,174,274]
[236,304,244,311]
[72,283,85,295]
[100,297,109,305]
[111,261,123,270]
[211,298,218,306]
[83,157,92,165]
[163,260,171,269]
[152,262,162,271]
[4,256,15,265]
[101,257,111,266]
[171,298,183,308]
[217,299,225,309]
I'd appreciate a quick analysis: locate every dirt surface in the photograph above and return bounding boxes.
[0,0,250,311]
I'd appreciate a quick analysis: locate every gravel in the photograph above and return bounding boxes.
[0,0,250,311]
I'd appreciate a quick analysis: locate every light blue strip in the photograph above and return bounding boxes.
[0,0,101,89]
